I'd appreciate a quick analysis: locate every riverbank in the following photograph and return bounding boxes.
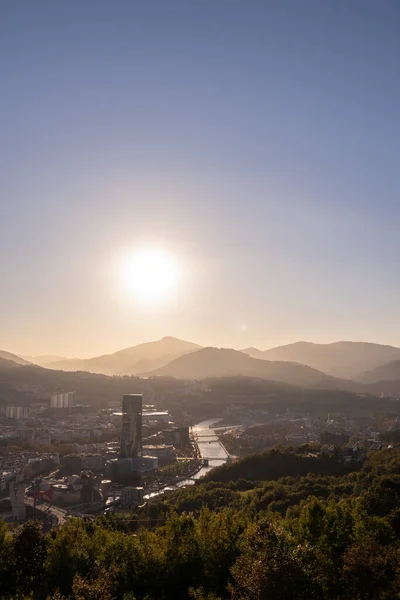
[144,419,230,499]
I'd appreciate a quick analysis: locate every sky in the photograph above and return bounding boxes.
[1,0,400,357]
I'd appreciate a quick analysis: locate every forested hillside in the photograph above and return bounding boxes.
[1,447,400,599]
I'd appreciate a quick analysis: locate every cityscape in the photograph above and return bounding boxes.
[0,390,196,523]
[1,372,399,530]
[2,1,400,598]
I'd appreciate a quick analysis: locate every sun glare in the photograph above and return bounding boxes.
[121,249,179,304]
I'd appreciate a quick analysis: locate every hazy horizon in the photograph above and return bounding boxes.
[2,1,400,356]
[8,335,400,362]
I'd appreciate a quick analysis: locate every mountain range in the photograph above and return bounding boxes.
[0,351,31,366]
[358,360,400,384]
[23,355,68,367]
[2,355,398,421]
[4,338,400,387]
[242,341,400,379]
[47,337,201,375]
[140,347,347,389]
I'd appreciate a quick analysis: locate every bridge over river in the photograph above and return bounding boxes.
[183,419,232,480]
[144,419,232,498]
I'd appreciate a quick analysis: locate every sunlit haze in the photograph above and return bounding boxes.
[120,249,179,305]
[2,1,400,357]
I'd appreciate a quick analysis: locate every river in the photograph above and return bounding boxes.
[144,419,230,498]
[188,418,230,479]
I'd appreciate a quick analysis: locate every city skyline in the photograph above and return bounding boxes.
[2,1,400,356]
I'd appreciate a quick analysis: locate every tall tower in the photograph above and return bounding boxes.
[120,394,142,458]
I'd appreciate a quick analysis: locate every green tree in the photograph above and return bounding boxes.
[197,508,245,597]
[341,535,400,599]
[189,587,221,600]
[161,514,203,598]
[71,568,119,600]
[230,520,322,600]
[12,520,47,597]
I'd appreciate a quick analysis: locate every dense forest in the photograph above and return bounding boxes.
[1,447,400,599]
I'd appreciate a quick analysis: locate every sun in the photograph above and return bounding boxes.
[121,248,179,304]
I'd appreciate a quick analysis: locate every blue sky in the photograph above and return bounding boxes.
[1,0,400,356]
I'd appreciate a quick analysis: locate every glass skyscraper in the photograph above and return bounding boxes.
[120,394,142,458]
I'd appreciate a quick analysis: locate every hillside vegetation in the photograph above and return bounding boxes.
[1,447,400,599]
[2,359,400,419]
[359,359,400,383]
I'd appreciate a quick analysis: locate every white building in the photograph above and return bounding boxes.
[50,392,76,408]
[5,406,29,419]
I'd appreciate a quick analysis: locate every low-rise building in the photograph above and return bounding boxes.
[320,444,336,455]
[162,426,190,448]
[142,411,170,424]
[81,454,105,472]
[369,441,383,452]
[320,431,350,447]
[142,444,175,461]
[141,455,158,470]
[121,486,144,507]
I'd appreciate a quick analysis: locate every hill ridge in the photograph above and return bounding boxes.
[140,346,351,389]
[48,337,201,376]
[242,341,400,379]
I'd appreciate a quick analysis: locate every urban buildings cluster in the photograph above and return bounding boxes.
[0,452,59,493]
[2,383,400,526]
[0,392,192,522]
[219,409,398,458]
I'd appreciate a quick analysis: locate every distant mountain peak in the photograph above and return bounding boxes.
[47,336,202,376]
[262,340,400,379]
[240,347,268,360]
[0,351,31,366]
[140,346,342,389]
